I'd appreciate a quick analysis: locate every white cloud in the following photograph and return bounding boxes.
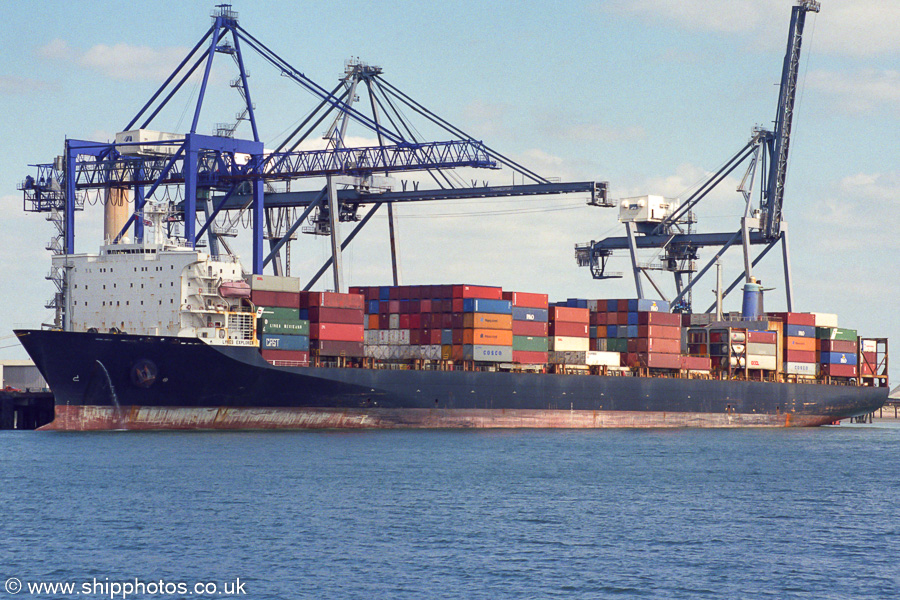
[0,76,57,95]
[806,68,900,113]
[38,38,191,81]
[598,0,900,56]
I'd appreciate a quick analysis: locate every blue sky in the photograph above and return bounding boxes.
[1,1,898,381]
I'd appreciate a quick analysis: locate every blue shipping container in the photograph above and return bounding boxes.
[606,299,619,312]
[261,334,310,352]
[462,298,512,314]
[379,286,390,301]
[607,325,618,338]
[512,307,549,322]
[820,352,858,365]
[627,312,639,325]
[785,324,816,338]
[566,298,588,309]
[627,298,671,313]
[626,325,638,338]
[441,329,453,345]
[367,300,379,314]
[299,308,309,320]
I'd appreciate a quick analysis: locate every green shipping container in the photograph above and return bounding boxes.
[259,318,310,336]
[608,338,629,353]
[513,335,549,352]
[815,327,857,341]
[259,306,301,321]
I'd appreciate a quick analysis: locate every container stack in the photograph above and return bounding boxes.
[300,291,365,359]
[769,312,818,377]
[249,275,310,366]
[816,326,858,378]
[456,286,512,362]
[622,299,684,371]
[503,291,550,365]
[745,330,777,372]
[548,305,590,364]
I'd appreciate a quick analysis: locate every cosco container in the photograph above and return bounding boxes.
[462,344,513,362]
[783,362,818,376]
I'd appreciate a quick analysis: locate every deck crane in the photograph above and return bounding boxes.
[575,0,820,313]
[19,4,608,330]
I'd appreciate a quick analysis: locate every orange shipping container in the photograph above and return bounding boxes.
[550,306,589,323]
[462,312,513,330]
[462,328,513,346]
[367,314,380,330]
[784,336,816,352]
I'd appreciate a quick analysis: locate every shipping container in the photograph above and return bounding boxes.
[499,291,548,308]
[248,274,302,293]
[258,306,300,321]
[301,291,365,310]
[815,327,857,341]
[784,349,817,363]
[746,342,777,356]
[310,340,365,357]
[785,324,815,338]
[550,306,589,323]
[308,306,364,325]
[820,352,858,365]
[461,298,512,314]
[607,338,628,353]
[250,290,300,309]
[627,299,670,313]
[259,319,310,336]
[820,364,858,378]
[309,323,364,343]
[511,307,549,322]
[818,339,857,353]
[637,325,681,340]
[260,334,310,352]
[463,344,513,362]
[747,330,777,344]
[767,312,816,327]
[784,336,816,352]
[451,285,503,300]
[549,321,590,338]
[462,312,513,330]
[636,311,680,326]
[512,320,549,337]
[513,335,550,352]
[811,312,839,328]
[629,352,682,370]
[550,336,590,352]
[512,350,549,364]
[783,362,818,376]
[680,356,711,371]
[747,355,777,370]
[633,337,681,354]
[590,312,608,326]
[260,349,309,364]
[463,329,514,346]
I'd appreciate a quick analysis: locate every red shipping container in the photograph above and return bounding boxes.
[427,329,443,345]
[748,330,778,344]
[309,323,364,342]
[388,299,400,313]
[260,349,309,365]
[452,329,463,345]
[512,350,548,364]
[399,314,410,329]
[550,306,589,323]
[637,325,681,340]
[501,291,549,308]
[616,312,629,325]
[512,320,549,336]
[549,321,589,338]
[452,284,503,300]
[411,285,423,300]
[409,329,421,345]
[440,313,453,328]
[590,312,609,325]
[419,299,432,313]
[635,337,681,354]
[388,287,400,300]
[302,291,365,310]
[637,312,681,327]
[378,301,390,315]
[378,314,390,330]
[451,313,465,329]
[431,299,444,313]
[310,340,364,357]
[767,312,816,326]
[820,339,857,353]
[637,352,682,369]
[448,298,462,312]
[821,364,857,378]
[681,356,711,370]
[365,287,379,302]
[251,290,300,309]
[308,306,364,325]
[409,314,421,330]
[617,299,629,312]
[399,301,411,314]
[784,349,816,363]
[421,313,433,328]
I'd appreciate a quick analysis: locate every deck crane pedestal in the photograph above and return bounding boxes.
[576,0,820,313]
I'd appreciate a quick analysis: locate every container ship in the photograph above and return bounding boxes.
[13,2,890,429]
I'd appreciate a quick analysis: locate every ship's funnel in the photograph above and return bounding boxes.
[741,277,764,320]
[105,186,131,244]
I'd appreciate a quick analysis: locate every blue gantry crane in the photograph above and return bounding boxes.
[20,4,607,329]
[575,0,820,313]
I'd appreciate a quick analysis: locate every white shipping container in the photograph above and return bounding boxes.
[387,330,401,345]
[388,346,403,360]
[550,336,590,352]
[371,345,391,360]
[423,345,442,360]
[398,329,411,346]
[586,351,622,367]
[377,330,390,345]
[747,355,776,370]
[365,330,379,345]
[812,313,839,328]
[861,340,877,353]
[247,274,302,293]
[784,361,819,376]
[389,314,400,330]
[746,342,776,357]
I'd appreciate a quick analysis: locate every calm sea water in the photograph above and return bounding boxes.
[1,424,898,600]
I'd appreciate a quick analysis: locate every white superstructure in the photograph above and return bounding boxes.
[56,203,256,346]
